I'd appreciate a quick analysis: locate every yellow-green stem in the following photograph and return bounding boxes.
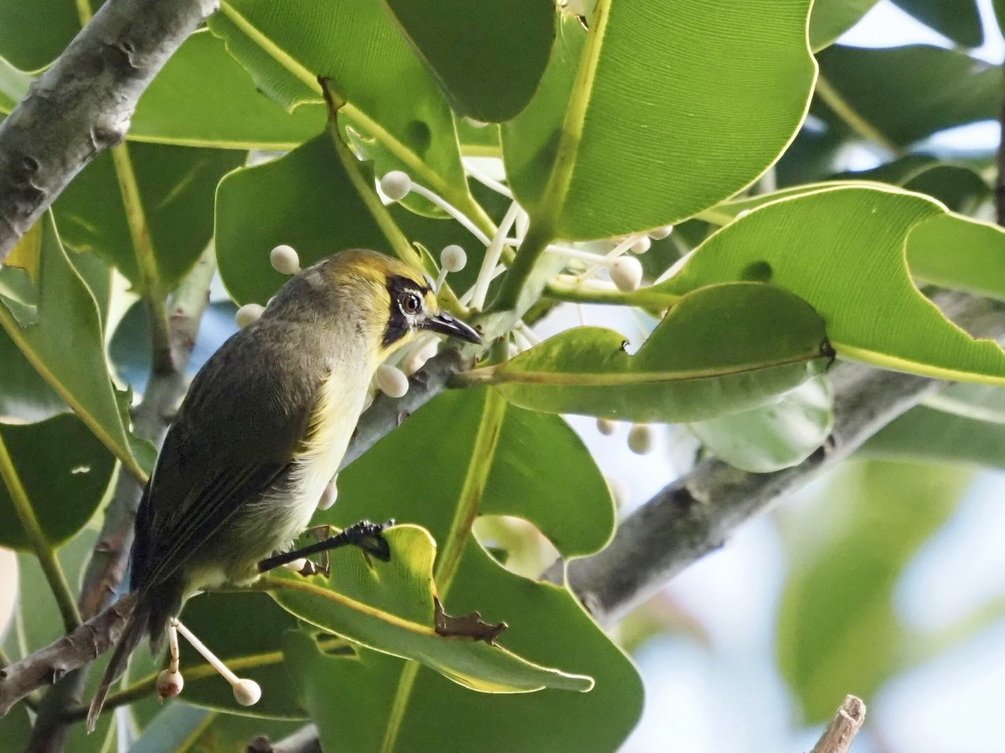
[110,144,173,373]
[815,73,900,155]
[545,279,679,308]
[0,433,81,632]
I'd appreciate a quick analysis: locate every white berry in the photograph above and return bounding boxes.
[596,418,617,435]
[627,423,654,455]
[610,256,643,292]
[440,245,467,273]
[270,245,301,275]
[233,678,262,706]
[235,303,264,328]
[649,225,674,240]
[380,171,412,201]
[631,237,651,254]
[376,364,409,398]
[606,477,630,508]
[156,669,184,700]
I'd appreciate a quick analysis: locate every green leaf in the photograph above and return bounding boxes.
[657,186,1005,384]
[293,385,641,752]
[889,0,983,48]
[906,213,1005,303]
[502,2,816,239]
[130,30,325,150]
[833,156,990,214]
[383,0,555,123]
[209,0,483,226]
[809,0,881,50]
[777,461,971,722]
[0,0,87,72]
[0,325,67,422]
[0,215,143,477]
[862,405,1005,468]
[0,55,31,113]
[817,45,998,149]
[689,375,834,472]
[270,526,593,693]
[481,283,829,423]
[53,144,245,289]
[0,415,114,550]
[216,135,394,305]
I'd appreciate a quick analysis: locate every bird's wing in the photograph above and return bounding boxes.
[130,322,325,592]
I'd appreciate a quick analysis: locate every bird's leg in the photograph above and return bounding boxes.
[257,519,395,574]
[284,525,334,577]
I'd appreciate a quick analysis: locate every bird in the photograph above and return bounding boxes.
[87,248,481,730]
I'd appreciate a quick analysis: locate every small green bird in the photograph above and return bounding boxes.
[88,249,480,729]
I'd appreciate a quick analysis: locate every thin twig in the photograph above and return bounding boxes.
[811,695,866,753]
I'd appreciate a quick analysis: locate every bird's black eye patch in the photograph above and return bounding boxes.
[383,275,429,347]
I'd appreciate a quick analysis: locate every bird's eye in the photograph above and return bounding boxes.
[401,292,422,315]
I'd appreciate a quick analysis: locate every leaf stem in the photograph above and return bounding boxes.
[815,73,900,155]
[546,279,679,308]
[0,431,81,632]
[110,143,173,374]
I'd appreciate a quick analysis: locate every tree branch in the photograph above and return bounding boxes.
[0,0,217,261]
[811,695,866,753]
[554,291,1005,624]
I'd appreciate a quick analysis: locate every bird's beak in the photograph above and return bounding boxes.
[422,312,482,344]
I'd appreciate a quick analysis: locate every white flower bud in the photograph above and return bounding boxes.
[440,245,467,273]
[380,171,412,201]
[630,237,651,254]
[270,244,301,275]
[376,364,409,398]
[596,418,617,435]
[235,303,264,328]
[610,256,643,292]
[233,678,262,706]
[627,423,654,455]
[157,669,184,700]
[649,225,674,240]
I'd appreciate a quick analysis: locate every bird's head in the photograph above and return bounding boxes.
[273,249,481,365]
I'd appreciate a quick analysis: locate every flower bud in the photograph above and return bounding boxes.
[380,171,412,201]
[270,244,301,275]
[233,678,262,706]
[157,669,184,700]
[596,418,617,435]
[440,244,467,272]
[611,257,643,292]
[630,237,651,254]
[649,225,674,240]
[235,303,264,328]
[376,364,409,398]
[627,423,654,455]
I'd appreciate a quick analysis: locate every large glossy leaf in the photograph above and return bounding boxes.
[777,461,971,722]
[890,0,983,48]
[53,144,244,290]
[502,2,815,239]
[479,283,829,422]
[270,526,593,693]
[0,215,142,477]
[657,186,1005,383]
[816,45,998,149]
[0,326,67,422]
[131,30,325,150]
[383,0,555,123]
[209,0,482,223]
[215,135,395,305]
[862,405,1005,468]
[808,0,880,50]
[906,214,1005,303]
[689,375,834,473]
[286,386,642,753]
[0,415,115,550]
[0,0,90,72]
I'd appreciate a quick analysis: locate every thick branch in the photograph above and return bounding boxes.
[557,292,1005,623]
[0,0,217,260]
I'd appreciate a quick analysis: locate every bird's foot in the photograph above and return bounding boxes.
[257,519,395,574]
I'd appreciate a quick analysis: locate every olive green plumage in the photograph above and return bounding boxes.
[87,249,479,730]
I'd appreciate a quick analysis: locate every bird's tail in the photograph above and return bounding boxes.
[87,597,149,733]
